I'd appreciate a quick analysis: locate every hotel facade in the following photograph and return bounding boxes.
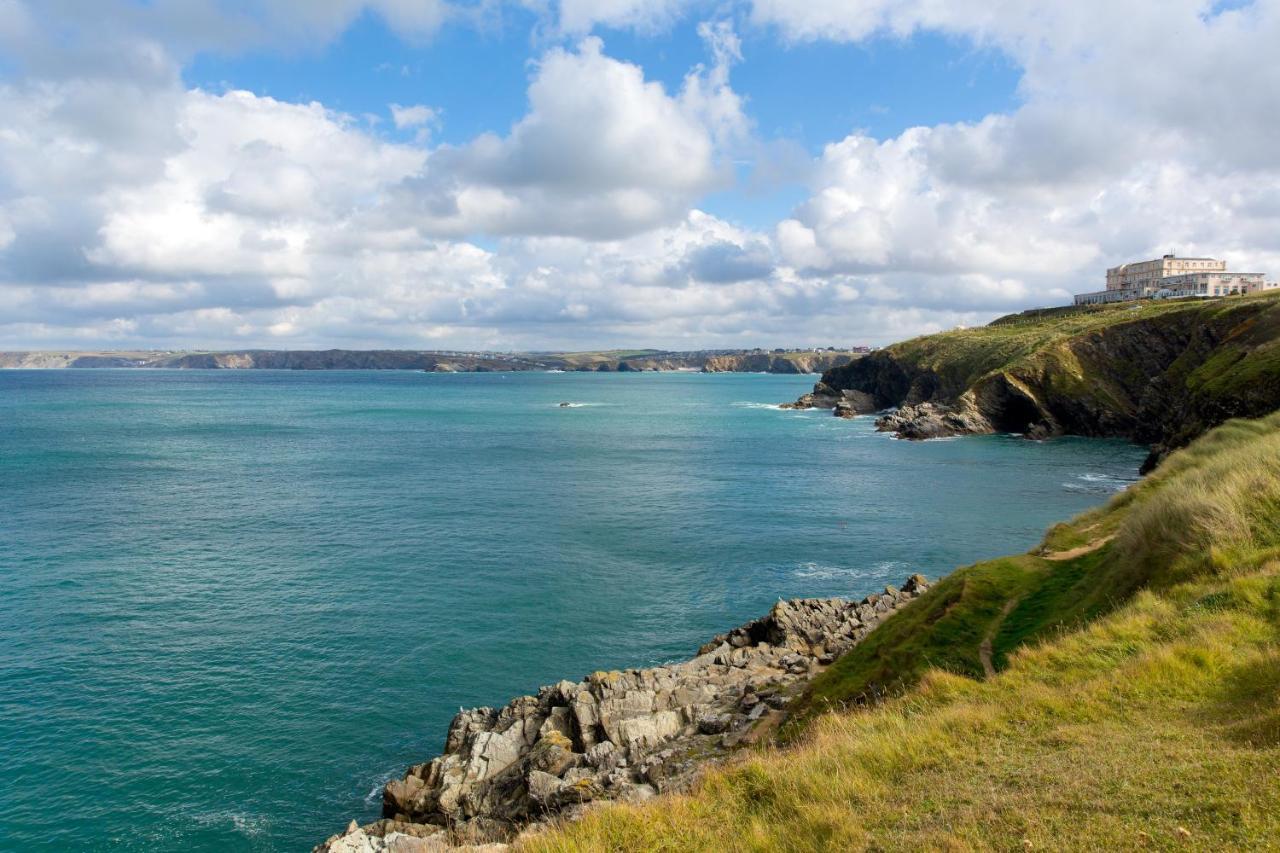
[1074,254,1276,306]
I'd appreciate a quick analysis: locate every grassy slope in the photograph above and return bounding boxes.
[874,300,1195,391]
[523,412,1280,851]
[858,292,1280,404]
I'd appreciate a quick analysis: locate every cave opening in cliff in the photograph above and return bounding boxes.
[992,391,1045,435]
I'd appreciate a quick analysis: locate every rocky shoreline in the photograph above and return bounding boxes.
[782,382,999,440]
[316,575,930,852]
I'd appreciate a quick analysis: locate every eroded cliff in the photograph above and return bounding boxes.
[790,294,1280,469]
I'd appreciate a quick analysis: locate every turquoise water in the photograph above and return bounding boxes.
[0,370,1146,851]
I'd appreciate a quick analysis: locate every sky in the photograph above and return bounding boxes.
[0,1,1278,351]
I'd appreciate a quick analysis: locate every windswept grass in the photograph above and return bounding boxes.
[522,412,1280,851]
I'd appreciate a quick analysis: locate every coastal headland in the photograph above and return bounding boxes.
[786,292,1280,469]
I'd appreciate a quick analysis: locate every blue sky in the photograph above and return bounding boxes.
[184,11,1022,229]
[0,1,1276,351]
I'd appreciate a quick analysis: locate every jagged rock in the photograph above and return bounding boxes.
[526,770,563,806]
[317,574,932,851]
[780,381,841,410]
[875,401,993,440]
[784,384,879,414]
[527,731,576,776]
[762,692,789,710]
[697,714,731,735]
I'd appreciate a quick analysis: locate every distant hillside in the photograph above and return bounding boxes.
[0,348,862,375]
[798,293,1280,469]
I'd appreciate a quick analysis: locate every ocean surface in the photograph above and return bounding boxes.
[0,370,1147,851]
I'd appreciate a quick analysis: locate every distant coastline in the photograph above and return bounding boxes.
[0,348,865,375]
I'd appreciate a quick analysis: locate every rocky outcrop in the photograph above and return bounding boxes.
[787,296,1280,463]
[874,401,993,440]
[316,575,930,851]
[780,383,879,419]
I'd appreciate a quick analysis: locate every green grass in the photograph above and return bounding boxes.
[521,411,1280,851]
[777,556,1045,733]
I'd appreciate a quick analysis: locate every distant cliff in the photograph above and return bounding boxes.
[586,352,858,374]
[790,293,1280,470]
[0,348,860,375]
[0,349,545,371]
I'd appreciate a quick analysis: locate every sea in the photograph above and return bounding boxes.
[0,369,1146,851]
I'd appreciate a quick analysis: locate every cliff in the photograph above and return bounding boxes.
[790,293,1280,469]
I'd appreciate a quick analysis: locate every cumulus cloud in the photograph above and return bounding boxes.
[386,34,745,240]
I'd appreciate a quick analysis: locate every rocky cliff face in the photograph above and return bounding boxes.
[315,575,930,852]
[581,353,859,373]
[699,353,856,374]
[790,296,1280,469]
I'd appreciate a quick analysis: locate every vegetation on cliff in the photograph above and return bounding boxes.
[813,292,1280,466]
[523,412,1280,850]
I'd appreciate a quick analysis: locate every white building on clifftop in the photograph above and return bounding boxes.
[1074,254,1276,306]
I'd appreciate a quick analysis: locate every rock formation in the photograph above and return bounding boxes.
[315,575,930,852]
[873,401,994,440]
[780,383,878,419]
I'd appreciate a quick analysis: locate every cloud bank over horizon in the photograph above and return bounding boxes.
[1,0,1278,351]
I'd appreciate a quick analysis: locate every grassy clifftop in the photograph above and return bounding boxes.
[524,412,1280,850]
[818,292,1280,466]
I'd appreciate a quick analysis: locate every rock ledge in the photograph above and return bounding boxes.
[315,574,930,852]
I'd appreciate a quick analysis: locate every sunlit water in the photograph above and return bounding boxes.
[0,370,1146,850]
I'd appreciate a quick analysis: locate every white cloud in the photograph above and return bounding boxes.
[390,103,439,130]
[388,34,746,239]
[556,0,690,34]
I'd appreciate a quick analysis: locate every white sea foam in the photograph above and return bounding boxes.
[365,769,401,806]
[553,402,607,408]
[793,560,912,581]
[189,809,269,838]
[231,813,268,838]
[730,401,784,410]
[1063,472,1138,493]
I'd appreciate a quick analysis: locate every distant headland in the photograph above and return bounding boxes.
[0,347,871,375]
